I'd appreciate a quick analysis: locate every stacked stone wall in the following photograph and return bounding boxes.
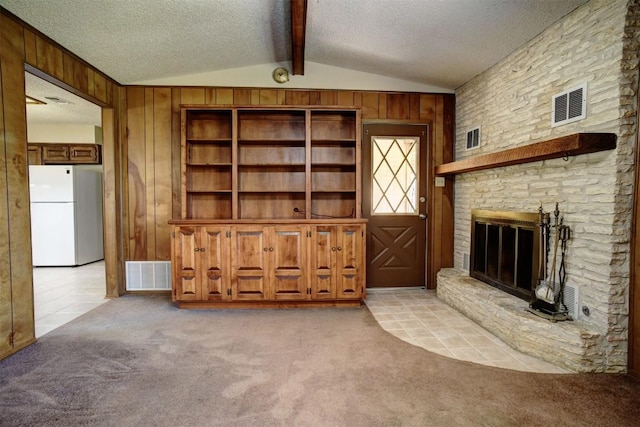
[452,0,639,372]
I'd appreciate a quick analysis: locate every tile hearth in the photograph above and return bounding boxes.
[365,287,569,374]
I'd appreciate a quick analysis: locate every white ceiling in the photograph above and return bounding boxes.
[2,0,589,90]
[25,73,102,126]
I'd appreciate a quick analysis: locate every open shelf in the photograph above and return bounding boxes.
[311,144,355,165]
[311,110,357,141]
[311,193,357,219]
[187,138,232,143]
[187,162,232,167]
[186,110,232,140]
[187,193,232,219]
[238,110,306,141]
[239,166,305,192]
[187,166,231,192]
[181,106,361,220]
[238,192,306,220]
[188,143,231,165]
[239,144,305,164]
[435,133,617,176]
[312,165,356,192]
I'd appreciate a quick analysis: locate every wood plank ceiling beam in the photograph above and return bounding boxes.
[291,0,307,75]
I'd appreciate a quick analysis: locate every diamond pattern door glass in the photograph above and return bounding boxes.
[371,137,419,214]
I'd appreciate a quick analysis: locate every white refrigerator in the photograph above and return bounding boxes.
[29,165,104,267]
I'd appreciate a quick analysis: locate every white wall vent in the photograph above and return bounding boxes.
[462,253,470,271]
[465,127,481,150]
[562,282,580,320]
[552,83,587,127]
[126,261,171,291]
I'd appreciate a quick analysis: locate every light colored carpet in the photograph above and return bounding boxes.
[0,295,638,426]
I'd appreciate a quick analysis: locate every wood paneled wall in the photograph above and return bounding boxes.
[123,87,454,287]
[0,8,123,360]
[0,6,454,362]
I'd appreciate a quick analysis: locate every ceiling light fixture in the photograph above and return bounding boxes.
[44,96,73,105]
[26,95,46,105]
[272,67,290,84]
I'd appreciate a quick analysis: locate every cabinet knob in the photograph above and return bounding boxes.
[337,247,342,251]
[263,247,268,252]
[331,247,337,251]
[269,247,274,252]
[200,247,205,252]
[194,248,200,252]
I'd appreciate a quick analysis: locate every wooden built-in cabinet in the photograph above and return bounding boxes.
[27,143,102,165]
[170,105,366,308]
[172,225,230,302]
[171,222,365,308]
[311,224,364,300]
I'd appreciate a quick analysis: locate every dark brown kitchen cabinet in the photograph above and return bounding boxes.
[28,143,102,165]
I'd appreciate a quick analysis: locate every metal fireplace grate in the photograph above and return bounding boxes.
[470,210,541,301]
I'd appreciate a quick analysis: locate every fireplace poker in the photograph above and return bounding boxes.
[544,203,561,301]
[558,218,570,310]
[537,205,546,285]
[535,206,553,302]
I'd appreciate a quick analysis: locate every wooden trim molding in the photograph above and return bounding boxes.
[435,133,617,176]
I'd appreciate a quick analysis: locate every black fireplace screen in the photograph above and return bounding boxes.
[470,210,540,301]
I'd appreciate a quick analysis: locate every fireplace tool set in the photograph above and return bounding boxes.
[528,202,572,322]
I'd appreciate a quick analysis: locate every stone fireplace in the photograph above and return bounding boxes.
[438,208,606,372]
[439,0,637,374]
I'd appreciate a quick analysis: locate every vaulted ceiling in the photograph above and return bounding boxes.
[1,0,589,91]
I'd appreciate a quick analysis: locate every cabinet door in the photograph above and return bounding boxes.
[231,227,269,300]
[27,145,42,165]
[42,145,70,163]
[70,144,100,164]
[310,226,337,299]
[270,226,308,300]
[336,225,364,299]
[173,226,201,301]
[200,227,230,301]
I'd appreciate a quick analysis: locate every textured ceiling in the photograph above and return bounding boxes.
[1,0,589,90]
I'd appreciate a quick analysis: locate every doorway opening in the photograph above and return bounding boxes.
[363,124,428,288]
[25,72,108,337]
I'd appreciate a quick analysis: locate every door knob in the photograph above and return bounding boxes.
[419,214,427,220]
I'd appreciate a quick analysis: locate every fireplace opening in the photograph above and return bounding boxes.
[470,210,540,301]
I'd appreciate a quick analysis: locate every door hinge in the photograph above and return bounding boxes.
[9,331,15,346]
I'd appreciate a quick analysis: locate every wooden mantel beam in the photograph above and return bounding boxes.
[291,0,307,75]
[434,133,617,176]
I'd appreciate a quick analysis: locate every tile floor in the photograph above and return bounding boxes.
[365,287,569,374]
[33,260,109,338]
[33,266,567,373]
